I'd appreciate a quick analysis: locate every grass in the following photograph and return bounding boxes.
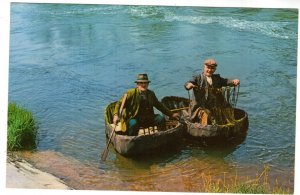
[7,102,38,151]
[201,165,291,194]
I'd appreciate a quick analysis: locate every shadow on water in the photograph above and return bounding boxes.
[101,130,248,172]
[182,131,248,158]
[124,142,183,160]
[103,138,185,170]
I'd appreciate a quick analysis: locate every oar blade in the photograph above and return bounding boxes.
[101,148,109,161]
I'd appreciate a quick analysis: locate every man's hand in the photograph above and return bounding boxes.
[172,113,180,121]
[232,79,240,86]
[113,114,119,125]
[186,82,195,90]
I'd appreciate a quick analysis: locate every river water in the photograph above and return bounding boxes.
[9,3,297,191]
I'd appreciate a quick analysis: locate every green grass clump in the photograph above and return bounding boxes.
[201,165,291,194]
[232,183,266,194]
[7,102,38,150]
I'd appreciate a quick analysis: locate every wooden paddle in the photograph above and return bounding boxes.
[101,93,127,161]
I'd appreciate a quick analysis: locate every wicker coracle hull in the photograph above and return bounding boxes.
[104,101,184,156]
[161,96,249,139]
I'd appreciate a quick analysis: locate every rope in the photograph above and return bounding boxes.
[231,86,236,107]
[229,84,240,108]
[188,89,192,116]
[235,84,240,107]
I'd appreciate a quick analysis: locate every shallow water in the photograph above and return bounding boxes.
[9,4,297,191]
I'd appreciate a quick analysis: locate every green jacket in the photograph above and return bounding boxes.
[113,88,173,132]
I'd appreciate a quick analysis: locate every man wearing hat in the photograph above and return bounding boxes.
[184,58,240,124]
[113,73,180,136]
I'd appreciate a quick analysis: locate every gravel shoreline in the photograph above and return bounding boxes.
[6,153,72,190]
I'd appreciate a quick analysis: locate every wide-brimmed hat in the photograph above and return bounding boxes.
[135,73,151,83]
[204,59,217,67]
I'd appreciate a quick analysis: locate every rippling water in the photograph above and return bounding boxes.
[9,3,297,190]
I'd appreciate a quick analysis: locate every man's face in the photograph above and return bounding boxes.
[204,65,216,77]
[137,82,149,91]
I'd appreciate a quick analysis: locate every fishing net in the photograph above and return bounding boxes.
[161,86,239,126]
[190,86,239,125]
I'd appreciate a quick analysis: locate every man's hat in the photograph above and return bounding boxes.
[135,73,151,83]
[204,59,217,67]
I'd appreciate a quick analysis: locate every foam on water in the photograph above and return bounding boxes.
[125,5,297,39]
[164,12,296,39]
[13,4,297,40]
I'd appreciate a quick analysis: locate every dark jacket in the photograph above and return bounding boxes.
[184,73,233,89]
[185,73,234,110]
[113,88,173,132]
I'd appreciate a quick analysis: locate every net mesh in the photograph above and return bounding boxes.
[197,86,239,125]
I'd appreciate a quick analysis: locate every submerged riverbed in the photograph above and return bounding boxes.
[8,3,297,191]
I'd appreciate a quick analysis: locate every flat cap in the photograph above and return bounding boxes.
[204,59,217,67]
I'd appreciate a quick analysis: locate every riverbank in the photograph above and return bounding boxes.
[5,150,293,193]
[6,153,71,190]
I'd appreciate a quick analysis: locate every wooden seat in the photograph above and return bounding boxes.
[138,126,158,135]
